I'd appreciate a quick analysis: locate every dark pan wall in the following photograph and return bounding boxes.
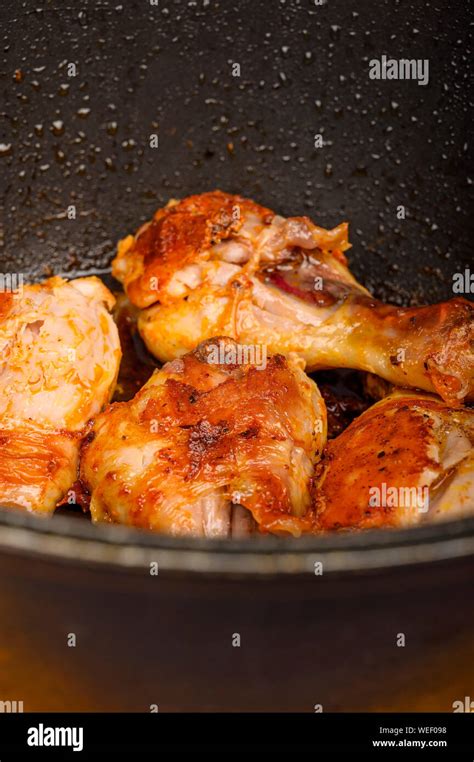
[0,0,472,304]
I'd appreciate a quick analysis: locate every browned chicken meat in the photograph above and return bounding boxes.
[312,391,474,530]
[112,191,473,407]
[0,277,121,514]
[80,337,327,537]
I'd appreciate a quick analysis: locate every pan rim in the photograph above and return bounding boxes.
[0,506,473,576]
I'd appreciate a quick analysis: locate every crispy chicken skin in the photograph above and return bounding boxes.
[80,337,327,537]
[312,391,474,530]
[0,277,121,514]
[112,191,473,407]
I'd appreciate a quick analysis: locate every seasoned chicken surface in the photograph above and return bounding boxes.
[0,277,121,513]
[80,337,327,537]
[312,391,474,530]
[112,191,473,407]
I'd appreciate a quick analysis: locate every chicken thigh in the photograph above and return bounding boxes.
[0,276,121,513]
[80,337,327,537]
[312,391,474,530]
[112,191,473,407]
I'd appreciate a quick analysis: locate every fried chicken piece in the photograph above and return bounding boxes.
[112,191,473,407]
[80,337,327,537]
[0,276,121,513]
[312,391,474,530]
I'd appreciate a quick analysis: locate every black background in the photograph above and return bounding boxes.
[0,712,473,757]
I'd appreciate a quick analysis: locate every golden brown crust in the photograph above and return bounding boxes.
[0,427,79,513]
[112,190,473,406]
[112,190,274,308]
[312,394,472,530]
[81,338,326,536]
[319,296,474,407]
[0,292,13,321]
[0,277,121,513]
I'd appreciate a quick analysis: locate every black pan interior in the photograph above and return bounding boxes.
[0,0,472,303]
